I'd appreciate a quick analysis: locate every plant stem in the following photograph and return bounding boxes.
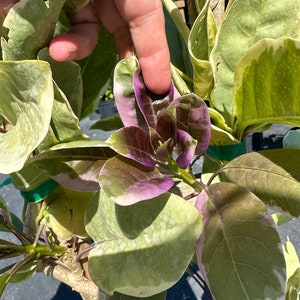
[162,0,190,44]
[161,160,204,192]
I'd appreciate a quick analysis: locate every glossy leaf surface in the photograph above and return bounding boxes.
[86,190,202,297]
[196,182,286,300]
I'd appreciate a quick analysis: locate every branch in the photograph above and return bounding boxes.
[37,256,100,300]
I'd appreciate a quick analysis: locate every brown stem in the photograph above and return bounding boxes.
[37,258,100,300]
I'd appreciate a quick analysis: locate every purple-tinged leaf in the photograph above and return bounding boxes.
[99,156,174,205]
[32,140,116,191]
[156,106,177,142]
[133,63,181,131]
[113,57,147,129]
[0,208,10,226]
[175,94,210,155]
[155,138,175,164]
[134,66,157,129]
[196,182,286,300]
[176,130,197,169]
[51,160,105,191]
[106,127,156,168]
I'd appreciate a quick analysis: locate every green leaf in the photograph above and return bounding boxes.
[1,0,65,60]
[222,149,300,217]
[46,186,94,240]
[39,48,83,118]
[9,260,38,284]
[284,239,300,300]
[85,190,202,297]
[51,82,88,144]
[64,0,89,13]
[0,274,9,296]
[210,0,300,126]
[234,38,300,139]
[286,268,300,300]
[283,129,300,149]
[283,239,300,280]
[108,291,167,300]
[90,114,124,131]
[99,156,174,205]
[0,61,53,174]
[78,28,117,119]
[164,5,193,79]
[197,182,286,300]
[272,212,293,227]
[31,140,116,191]
[11,165,50,192]
[188,0,216,98]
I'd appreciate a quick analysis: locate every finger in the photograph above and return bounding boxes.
[49,2,100,61]
[115,0,171,94]
[93,0,133,59]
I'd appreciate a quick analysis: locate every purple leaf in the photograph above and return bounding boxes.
[175,94,211,155]
[99,156,174,205]
[176,130,197,169]
[156,106,177,142]
[106,126,156,167]
[133,62,181,131]
[114,57,146,128]
[134,66,157,129]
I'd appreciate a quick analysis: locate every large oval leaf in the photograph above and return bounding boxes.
[210,0,300,125]
[0,61,53,173]
[196,182,286,300]
[222,149,300,217]
[85,190,202,297]
[1,0,64,59]
[99,156,174,205]
[234,38,300,139]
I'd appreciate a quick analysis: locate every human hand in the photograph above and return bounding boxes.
[0,0,171,94]
[50,0,172,95]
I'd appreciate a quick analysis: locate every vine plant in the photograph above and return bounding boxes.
[0,0,300,299]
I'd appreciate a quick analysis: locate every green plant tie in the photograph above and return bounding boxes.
[0,176,13,188]
[206,140,246,161]
[20,179,59,203]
